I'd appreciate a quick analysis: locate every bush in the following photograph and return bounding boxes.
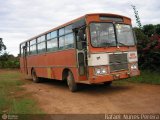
[141,34,160,71]
[135,24,160,71]
[0,52,20,69]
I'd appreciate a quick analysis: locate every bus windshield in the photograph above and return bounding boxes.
[116,24,135,46]
[90,23,135,47]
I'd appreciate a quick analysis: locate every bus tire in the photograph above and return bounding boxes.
[104,81,112,86]
[31,69,40,83]
[67,71,77,92]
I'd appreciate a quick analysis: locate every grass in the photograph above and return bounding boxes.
[124,70,160,85]
[0,70,43,114]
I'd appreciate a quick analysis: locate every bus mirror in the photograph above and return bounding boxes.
[77,29,84,41]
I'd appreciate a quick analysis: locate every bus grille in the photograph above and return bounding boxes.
[109,53,128,72]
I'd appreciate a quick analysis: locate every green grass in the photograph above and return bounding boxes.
[0,70,43,114]
[126,70,160,85]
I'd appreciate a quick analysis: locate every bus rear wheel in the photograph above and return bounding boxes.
[67,71,77,92]
[31,69,40,83]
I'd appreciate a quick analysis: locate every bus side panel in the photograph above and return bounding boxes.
[27,55,47,78]
[26,49,78,81]
[45,49,78,80]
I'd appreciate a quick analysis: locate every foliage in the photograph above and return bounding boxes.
[143,24,155,37]
[143,24,160,37]
[0,38,6,53]
[134,24,160,71]
[131,5,142,29]
[0,52,20,68]
[141,34,160,70]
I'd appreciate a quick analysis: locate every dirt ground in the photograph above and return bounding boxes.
[22,78,160,114]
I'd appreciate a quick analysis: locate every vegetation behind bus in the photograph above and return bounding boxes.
[0,52,20,69]
[134,24,160,72]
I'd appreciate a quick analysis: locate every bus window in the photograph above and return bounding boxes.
[30,39,36,45]
[20,43,25,56]
[30,44,37,55]
[37,35,45,43]
[90,23,116,47]
[65,33,74,48]
[59,36,65,50]
[37,35,46,53]
[65,25,72,34]
[30,39,37,55]
[37,42,46,53]
[51,31,57,39]
[47,33,51,40]
[47,38,58,52]
[27,42,30,55]
[116,24,135,46]
[59,28,65,36]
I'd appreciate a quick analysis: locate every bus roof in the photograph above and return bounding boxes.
[20,13,131,44]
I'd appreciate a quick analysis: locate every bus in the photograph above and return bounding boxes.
[20,13,140,92]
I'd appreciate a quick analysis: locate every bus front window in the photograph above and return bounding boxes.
[90,23,135,47]
[116,24,135,46]
[90,23,116,47]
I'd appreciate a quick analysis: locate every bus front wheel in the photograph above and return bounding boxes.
[67,71,77,92]
[31,69,40,83]
[104,81,112,86]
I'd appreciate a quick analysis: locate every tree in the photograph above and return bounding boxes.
[0,38,6,52]
[155,24,160,35]
[131,5,142,29]
[143,24,155,37]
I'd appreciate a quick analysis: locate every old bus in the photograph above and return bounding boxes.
[20,13,140,92]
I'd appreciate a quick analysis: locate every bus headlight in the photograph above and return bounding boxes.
[131,64,138,70]
[101,68,107,74]
[95,67,107,75]
[95,68,101,75]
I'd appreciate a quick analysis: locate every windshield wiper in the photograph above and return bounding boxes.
[117,42,128,46]
[101,41,116,47]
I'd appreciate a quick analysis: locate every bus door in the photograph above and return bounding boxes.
[76,27,88,79]
[22,43,28,74]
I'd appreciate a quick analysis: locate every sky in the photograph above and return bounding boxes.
[0,0,160,56]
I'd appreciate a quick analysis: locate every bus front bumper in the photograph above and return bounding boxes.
[89,70,140,84]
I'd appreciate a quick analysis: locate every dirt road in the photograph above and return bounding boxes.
[22,79,160,114]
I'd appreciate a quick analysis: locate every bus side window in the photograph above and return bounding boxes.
[37,42,46,53]
[47,38,58,52]
[65,33,74,49]
[59,36,65,50]
[20,44,23,57]
[37,35,46,54]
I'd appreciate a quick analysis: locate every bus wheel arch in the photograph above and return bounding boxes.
[62,68,77,92]
[31,68,40,83]
[62,68,70,81]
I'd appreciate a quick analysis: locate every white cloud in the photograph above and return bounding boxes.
[0,0,159,56]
